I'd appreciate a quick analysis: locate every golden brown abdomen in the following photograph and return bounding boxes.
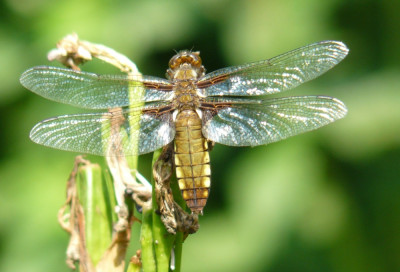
[174,110,211,214]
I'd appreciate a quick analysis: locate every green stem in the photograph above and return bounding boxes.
[140,205,157,272]
[170,174,186,272]
[172,232,183,272]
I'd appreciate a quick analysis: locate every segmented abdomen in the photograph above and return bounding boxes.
[174,109,211,214]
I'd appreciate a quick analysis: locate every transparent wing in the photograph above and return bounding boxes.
[20,66,174,109]
[199,41,349,97]
[202,96,347,146]
[30,106,175,156]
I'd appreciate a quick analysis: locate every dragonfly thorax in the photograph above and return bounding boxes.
[173,81,200,110]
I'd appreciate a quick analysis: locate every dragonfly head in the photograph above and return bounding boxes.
[166,50,205,80]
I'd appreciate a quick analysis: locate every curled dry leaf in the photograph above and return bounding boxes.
[58,156,96,272]
[47,33,139,73]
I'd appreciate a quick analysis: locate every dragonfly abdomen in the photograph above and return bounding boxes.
[174,109,211,214]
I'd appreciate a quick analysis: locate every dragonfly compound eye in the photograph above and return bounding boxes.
[169,51,202,70]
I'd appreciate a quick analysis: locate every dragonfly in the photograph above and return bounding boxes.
[20,40,348,214]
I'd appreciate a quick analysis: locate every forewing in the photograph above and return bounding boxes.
[202,96,347,146]
[30,105,175,156]
[20,66,174,109]
[200,41,349,97]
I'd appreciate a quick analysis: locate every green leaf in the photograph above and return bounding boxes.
[76,162,115,266]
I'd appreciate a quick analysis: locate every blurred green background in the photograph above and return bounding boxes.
[1,0,399,271]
